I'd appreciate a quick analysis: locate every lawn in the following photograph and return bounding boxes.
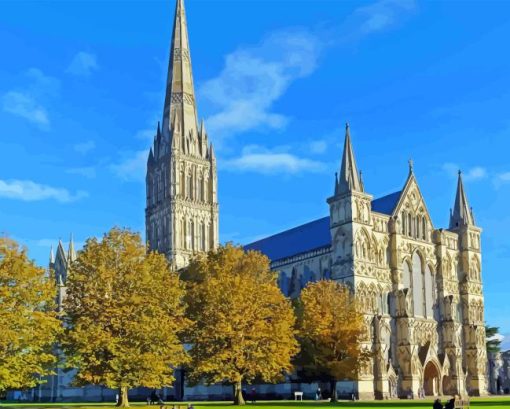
[2,398,510,409]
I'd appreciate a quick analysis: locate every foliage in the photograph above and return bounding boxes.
[486,324,502,354]
[63,228,190,407]
[0,237,62,392]
[296,280,369,401]
[184,244,299,405]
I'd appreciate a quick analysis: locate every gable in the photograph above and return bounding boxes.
[393,174,434,227]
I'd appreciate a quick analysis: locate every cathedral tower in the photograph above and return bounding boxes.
[327,124,378,399]
[146,0,219,269]
[449,171,488,396]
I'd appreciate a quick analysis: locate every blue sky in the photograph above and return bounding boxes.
[1,0,510,346]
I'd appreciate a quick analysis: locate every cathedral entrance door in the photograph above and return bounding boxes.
[423,361,440,396]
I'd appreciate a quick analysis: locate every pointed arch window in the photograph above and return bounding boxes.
[180,169,185,198]
[181,219,186,249]
[188,220,194,250]
[412,252,425,317]
[199,174,204,202]
[424,265,434,318]
[422,217,427,240]
[402,211,407,235]
[187,173,193,200]
[201,222,206,251]
[408,214,412,236]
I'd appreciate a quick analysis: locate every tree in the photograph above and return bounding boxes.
[296,280,369,402]
[0,237,62,393]
[183,244,299,406]
[63,228,190,407]
[486,324,502,354]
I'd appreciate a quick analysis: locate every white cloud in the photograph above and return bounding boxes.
[0,179,88,203]
[495,172,510,183]
[199,1,416,143]
[66,166,96,179]
[2,68,59,128]
[73,140,96,154]
[501,334,510,351]
[110,149,148,182]
[464,166,488,181]
[222,145,325,175]
[25,68,60,96]
[309,140,328,155]
[354,0,417,35]
[200,29,321,140]
[442,163,487,181]
[2,91,49,126]
[67,52,98,77]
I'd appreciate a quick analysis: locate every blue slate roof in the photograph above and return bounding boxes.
[371,191,402,215]
[245,191,401,262]
[244,216,331,262]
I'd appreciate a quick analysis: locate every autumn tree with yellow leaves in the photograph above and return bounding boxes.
[0,237,62,393]
[296,280,369,402]
[63,228,190,407]
[183,244,299,406]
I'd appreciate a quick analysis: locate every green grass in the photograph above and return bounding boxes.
[2,398,510,409]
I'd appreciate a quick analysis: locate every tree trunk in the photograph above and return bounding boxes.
[233,380,245,406]
[117,386,129,407]
[330,380,338,403]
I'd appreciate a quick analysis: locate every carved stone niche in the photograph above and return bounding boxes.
[443,295,456,321]
[396,288,413,318]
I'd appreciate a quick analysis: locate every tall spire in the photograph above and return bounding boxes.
[162,0,199,140]
[449,170,475,229]
[337,123,363,195]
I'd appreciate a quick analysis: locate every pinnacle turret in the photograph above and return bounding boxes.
[68,234,76,262]
[336,123,363,195]
[49,245,55,265]
[449,170,475,229]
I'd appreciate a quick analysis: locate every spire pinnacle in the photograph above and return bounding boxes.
[68,234,76,262]
[449,170,475,229]
[49,245,55,265]
[336,122,363,195]
[161,0,198,141]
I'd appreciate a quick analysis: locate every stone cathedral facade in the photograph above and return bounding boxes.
[145,0,489,401]
[246,126,488,399]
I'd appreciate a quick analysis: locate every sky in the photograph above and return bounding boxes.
[1,0,510,347]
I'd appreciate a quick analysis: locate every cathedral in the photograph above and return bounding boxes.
[15,0,489,402]
[148,0,489,400]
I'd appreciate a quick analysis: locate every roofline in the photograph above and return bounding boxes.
[245,216,329,247]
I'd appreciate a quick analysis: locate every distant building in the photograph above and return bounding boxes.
[488,350,510,394]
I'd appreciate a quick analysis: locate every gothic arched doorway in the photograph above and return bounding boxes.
[423,361,441,396]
